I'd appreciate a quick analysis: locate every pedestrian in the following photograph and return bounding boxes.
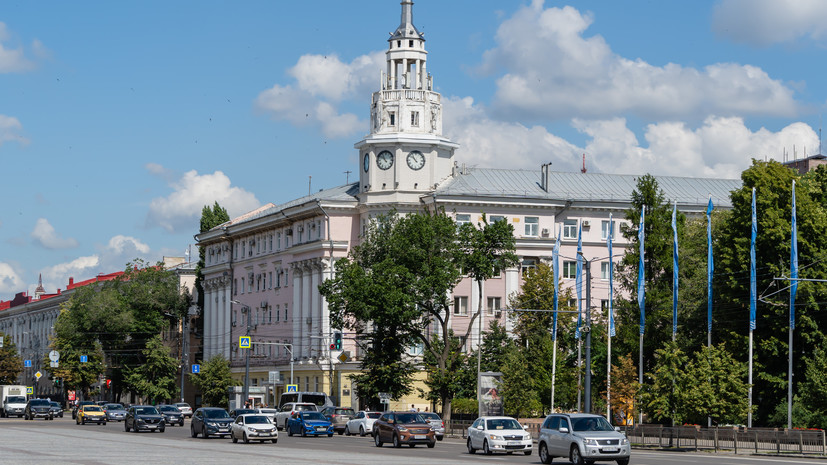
[410,404,416,412]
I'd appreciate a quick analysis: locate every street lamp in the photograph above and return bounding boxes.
[231,300,252,407]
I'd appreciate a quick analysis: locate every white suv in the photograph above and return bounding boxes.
[538,413,630,465]
[274,403,316,430]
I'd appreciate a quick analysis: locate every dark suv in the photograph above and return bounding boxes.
[191,407,233,438]
[124,405,166,433]
[25,399,54,420]
[158,405,185,426]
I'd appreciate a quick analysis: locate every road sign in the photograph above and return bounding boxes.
[239,336,251,349]
[80,355,88,363]
[26,387,33,395]
[286,384,298,393]
[35,371,42,380]
[191,364,200,374]
[50,361,59,368]
[337,351,350,363]
[48,350,60,362]
[24,360,31,368]
[378,392,391,401]
[268,371,280,384]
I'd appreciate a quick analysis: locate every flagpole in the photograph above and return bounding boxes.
[706,196,714,428]
[551,226,561,413]
[606,214,614,423]
[637,207,645,426]
[576,223,584,412]
[748,187,757,428]
[788,180,798,430]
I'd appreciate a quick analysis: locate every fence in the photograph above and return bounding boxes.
[623,425,827,455]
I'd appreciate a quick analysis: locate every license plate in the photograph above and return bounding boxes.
[219,428,228,432]
[414,435,426,439]
[603,448,619,453]
[508,441,521,445]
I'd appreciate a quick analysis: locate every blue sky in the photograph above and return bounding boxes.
[2,0,826,300]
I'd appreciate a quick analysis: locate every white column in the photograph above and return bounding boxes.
[302,265,312,358]
[203,285,212,359]
[218,284,227,359]
[321,260,332,346]
[211,284,219,359]
[292,266,302,359]
[421,61,427,89]
[311,264,321,355]
[505,268,520,336]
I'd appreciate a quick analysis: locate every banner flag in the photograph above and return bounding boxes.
[575,223,583,339]
[791,181,798,330]
[707,197,714,335]
[750,188,757,331]
[552,225,560,341]
[608,214,615,337]
[672,202,679,335]
[638,207,646,335]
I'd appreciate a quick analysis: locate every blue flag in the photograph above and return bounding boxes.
[672,202,679,336]
[608,214,615,337]
[552,225,561,341]
[750,188,757,331]
[706,197,714,335]
[575,222,583,339]
[791,181,798,330]
[638,207,646,335]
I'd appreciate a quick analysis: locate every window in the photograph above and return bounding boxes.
[489,215,506,224]
[601,262,611,280]
[277,232,281,250]
[284,304,288,321]
[275,305,280,322]
[601,300,610,313]
[408,343,424,356]
[455,214,471,226]
[486,297,501,316]
[389,112,395,126]
[241,278,245,294]
[269,234,273,251]
[269,307,272,324]
[521,258,538,275]
[241,241,246,257]
[453,296,468,316]
[525,217,539,236]
[563,220,578,239]
[234,279,238,295]
[568,298,577,309]
[563,260,577,279]
[269,272,273,289]
[314,377,319,392]
[411,111,419,126]
[234,243,238,259]
[601,220,615,240]
[257,237,261,254]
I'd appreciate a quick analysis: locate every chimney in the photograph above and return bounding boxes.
[541,163,551,192]
[69,277,74,286]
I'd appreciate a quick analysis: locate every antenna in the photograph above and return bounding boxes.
[581,153,587,174]
[308,176,312,195]
[344,170,352,184]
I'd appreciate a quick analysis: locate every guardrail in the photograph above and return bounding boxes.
[623,425,826,455]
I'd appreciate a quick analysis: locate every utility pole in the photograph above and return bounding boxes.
[180,311,188,403]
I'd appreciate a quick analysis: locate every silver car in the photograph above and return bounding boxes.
[467,416,532,455]
[419,412,445,441]
[344,411,382,436]
[175,402,193,418]
[538,413,630,465]
[103,403,127,422]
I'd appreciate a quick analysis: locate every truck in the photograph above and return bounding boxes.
[1,385,28,418]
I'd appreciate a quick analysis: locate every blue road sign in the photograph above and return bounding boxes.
[239,336,251,349]
[191,364,200,374]
[80,355,88,363]
[24,360,31,367]
[286,384,298,393]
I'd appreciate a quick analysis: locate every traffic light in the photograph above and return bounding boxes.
[333,332,342,350]
[54,378,59,388]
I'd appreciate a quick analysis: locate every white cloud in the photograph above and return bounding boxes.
[0,115,27,146]
[0,22,36,73]
[478,2,799,121]
[0,262,24,294]
[106,235,150,255]
[255,52,383,138]
[713,0,827,46]
[146,168,260,233]
[30,218,79,249]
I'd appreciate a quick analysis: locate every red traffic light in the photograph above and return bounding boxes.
[329,343,335,350]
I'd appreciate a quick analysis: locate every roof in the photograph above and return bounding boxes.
[436,168,740,208]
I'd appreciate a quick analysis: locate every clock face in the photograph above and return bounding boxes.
[363,153,370,172]
[407,151,425,170]
[376,150,394,170]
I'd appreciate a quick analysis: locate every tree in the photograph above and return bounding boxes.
[604,353,639,425]
[479,321,512,372]
[0,333,22,384]
[124,335,179,404]
[195,202,230,334]
[642,341,688,425]
[681,344,749,425]
[499,346,541,418]
[191,355,233,408]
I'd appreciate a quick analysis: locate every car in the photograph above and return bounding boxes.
[275,402,317,430]
[72,401,95,420]
[95,401,108,407]
[231,414,279,444]
[373,411,436,448]
[320,406,355,435]
[229,408,259,419]
[345,411,382,436]
[286,411,334,437]
[174,402,193,418]
[124,405,166,433]
[538,413,630,465]
[103,403,127,422]
[467,416,533,456]
[419,412,445,441]
[259,408,278,423]
[25,399,54,420]
[49,401,64,418]
[158,405,185,426]
[76,405,107,425]
[190,407,233,438]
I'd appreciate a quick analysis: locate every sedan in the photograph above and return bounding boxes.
[467,416,533,456]
[320,406,355,435]
[76,405,107,425]
[158,405,185,426]
[286,411,334,437]
[231,414,279,444]
[191,407,233,438]
[373,412,436,448]
[345,411,382,436]
[175,402,193,418]
[419,412,445,441]
[103,403,127,422]
[124,405,165,433]
[49,402,64,418]
[229,408,259,419]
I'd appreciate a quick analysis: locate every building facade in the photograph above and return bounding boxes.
[196,1,742,411]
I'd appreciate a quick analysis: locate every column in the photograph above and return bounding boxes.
[302,263,312,358]
[320,259,333,349]
[504,267,520,336]
[292,265,302,359]
[421,61,427,90]
[223,280,231,360]
[218,283,226,359]
[311,262,321,356]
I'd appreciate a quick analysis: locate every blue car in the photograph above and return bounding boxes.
[286,411,334,437]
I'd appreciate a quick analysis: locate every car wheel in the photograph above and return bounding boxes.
[427,441,435,449]
[125,422,130,432]
[328,433,333,437]
[393,433,401,448]
[301,428,307,437]
[272,439,278,444]
[179,419,184,427]
[203,426,209,439]
[539,442,552,464]
[374,432,383,447]
[81,418,85,425]
[570,445,585,465]
[436,435,443,441]
[616,459,629,465]
[467,437,476,454]
[232,435,238,443]
[102,421,106,426]
[159,426,165,433]
[243,433,249,444]
[337,429,343,435]
[360,426,366,437]
[190,425,197,438]
[484,439,492,455]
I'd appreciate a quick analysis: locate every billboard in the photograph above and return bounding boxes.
[479,371,503,417]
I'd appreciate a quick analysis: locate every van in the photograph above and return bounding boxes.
[278,391,332,409]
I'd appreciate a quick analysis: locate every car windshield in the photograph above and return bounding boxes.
[295,404,316,411]
[367,412,382,419]
[105,404,123,410]
[50,402,60,407]
[486,418,522,430]
[84,406,102,412]
[395,413,426,424]
[160,406,179,412]
[335,408,354,415]
[260,409,277,414]
[302,412,326,421]
[234,409,256,415]
[571,416,615,432]
[246,415,271,424]
[205,409,230,419]
[420,413,441,420]
[30,400,50,406]
[302,394,327,407]
[175,403,190,408]
[7,396,25,403]
[136,407,159,415]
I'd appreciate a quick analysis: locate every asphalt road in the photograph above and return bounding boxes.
[1,416,825,465]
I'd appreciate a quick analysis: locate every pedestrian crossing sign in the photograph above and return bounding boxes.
[239,336,251,349]
[286,384,298,393]
[26,387,33,395]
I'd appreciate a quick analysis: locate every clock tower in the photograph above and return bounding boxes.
[355,0,459,206]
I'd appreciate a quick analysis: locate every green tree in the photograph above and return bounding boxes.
[479,321,512,372]
[124,335,179,404]
[604,353,639,425]
[642,341,688,425]
[499,346,541,418]
[191,355,233,408]
[195,202,230,334]
[681,344,749,425]
[0,333,22,384]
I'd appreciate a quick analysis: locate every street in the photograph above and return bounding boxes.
[1,416,826,465]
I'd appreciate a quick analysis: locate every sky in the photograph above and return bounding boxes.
[1,0,826,300]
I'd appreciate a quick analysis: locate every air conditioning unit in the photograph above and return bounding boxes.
[306,317,313,325]
[297,225,304,233]
[582,220,591,228]
[541,228,550,237]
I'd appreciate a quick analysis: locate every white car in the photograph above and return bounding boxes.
[259,408,278,423]
[274,403,317,430]
[467,416,533,456]
[175,402,193,418]
[230,414,279,444]
[344,411,382,436]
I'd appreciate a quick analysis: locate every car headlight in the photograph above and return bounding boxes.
[488,434,503,441]
[621,438,628,445]
[206,421,217,426]
[398,426,408,432]
[584,439,598,445]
